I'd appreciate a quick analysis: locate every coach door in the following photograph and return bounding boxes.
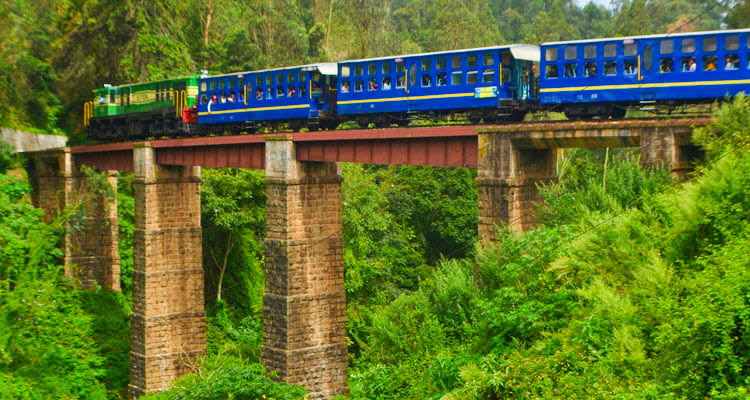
[637,39,658,100]
[405,58,419,111]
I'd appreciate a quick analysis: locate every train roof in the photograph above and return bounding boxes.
[92,75,200,93]
[342,44,541,63]
[206,62,339,79]
[542,28,750,46]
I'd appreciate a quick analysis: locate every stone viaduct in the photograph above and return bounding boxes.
[23,119,707,399]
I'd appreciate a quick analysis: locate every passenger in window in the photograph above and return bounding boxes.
[397,75,405,87]
[705,59,717,71]
[220,94,226,103]
[605,62,616,76]
[564,64,576,78]
[725,55,736,70]
[341,81,350,93]
[546,65,558,78]
[382,77,392,90]
[227,93,235,102]
[660,59,673,73]
[584,63,596,77]
[211,95,218,103]
[300,84,306,96]
[369,78,378,90]
[256,89,263,100]
[99,95,106,104]
[289,86,297,97]
[686,57,696,72]
[437,72,447,86]
[422,74,431,86]
[625,60,637,75]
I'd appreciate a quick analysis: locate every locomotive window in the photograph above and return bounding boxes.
[451,71,462,85]
[604,60,617,76]
[484,53,494,66]
[277,72,284,84]
[624,59,637,75]
[421,73,431,87]
[219,80,225,90]
[437,56,446,70]
[703,55,718,71]
[288,71,295,83]
[660,58,674,73]
[660,40,674,55]
[546,65,558,79]
[368,77,378,90]
[682,38,695,53]
[396,61,405,73]
[483,69,494,83]
[703,37,717,52]
[584,45,596,59]
[383,62,391,74]
[266,74,272,85]
[467,71,478,84]
[564,46,577,60]
[210,80,216,91]
[604,43,616,58]
[354,79,363,92]
[624,43,637,57]
[545,47,557,62]
[256,76,263,86]
[468,54,477,67]
[201,82,207,91]
[644,45,652,71]
[437,72,447,86]
[355,64,363,76]
[452,55,461,68]
[341,65,350,78]
[409,64,416,86]
[725,35,739,51]
[422,58,431,71]
[368,62,377,75]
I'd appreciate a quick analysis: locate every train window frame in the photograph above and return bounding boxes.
[584,44,597,59]
[341,65,350,78]
[256,88,263,100]
[624,59,637,75]
[484,53,494,66]
[703,55,718,71]
[354,79,363,92]
[452,55,461,68]
[545,47,557,62]
[564,63,577,78]
[660,39,674,55]
[201,82,207,91]
[451,71,463,85]
[724,53,740,70]
[299,71,307,82]
[299,83,307,97]
[624,42,637,57]
[201,95,208,104]
[564,46,577,60]
[383,62,392,74]
[288,85,297,97]
[288,71,295,83]
[421,73,431,87]
[396,61,405,74]
[219,79,225,90]
[422,58,431,71]
[256,75,263,86]
[355,64,363,76]
[368,62,377,75]
[368,77,378,90]
[437,56,446,70]
[482,69,494,83]
[644,45,653,72]
[604,60,617,76]
[583,62,597,77]
[340,80,351,93]
[266,74,272,85]
[277,86,285,97]
[437,72,447,86]
[266,87,273,100]
[277,72,284,84]
[682,38,696,53]
[468,54,477,68]
[660,58,674,73]
[210,80,216,91]
[725,35,739,51]
[703,36,717,52]
[681,56,696,72]
[467,70,478,84]
[502,66,512,83]
[604,43,616,58]
[501,52,512,66]
[409,64,417,86]
[228,78,235,89]
[396,74,405,89]
[382,76,392,90]
[546,65,558,79]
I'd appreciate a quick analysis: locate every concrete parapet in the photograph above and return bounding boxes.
[263,138,348,400]
[1,127,67,153]
[130,143,205,398]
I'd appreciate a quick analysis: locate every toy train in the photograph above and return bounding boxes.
[83,29,750,141]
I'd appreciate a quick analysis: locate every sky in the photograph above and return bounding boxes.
[575,0,614,8]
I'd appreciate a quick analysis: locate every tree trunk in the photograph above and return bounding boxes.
[203,0,214,46]
[216,233,233,302]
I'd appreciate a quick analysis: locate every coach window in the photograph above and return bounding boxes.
[624,59,637,75]
[219,79,225,91]
[682,38,695,53]
[584,44,597,59]
[288,71,295,83]
[383,62,391,75]
[277,72,284,85]
[368,62,377,75]
[703,55,718,71]
[436,56,447,86]
[109,90,116,104]
[604,43,616,58]
[355,64,363,77]
[437,56,446,70]
[422,58,431,72]
[452,55,462,68]
[201,82,207,92]
[355,79,363,92]
[369,77,378,90]
[451,70,463,85]
[256,76,263,87]
[584,62,597,77]
[266,74,272,85]
[703,36,717,52]
[483,68,494,83]
[467,70,478,84]
[725,35,739,51]
[396,61,405,88]
[545,47,557,62]
[660,58,674,73]
[277,86,285,97]
[201,95,208,104]
[410,64,417,86]
[660,39,674,55]
[604,60,617,76]
[266,88,273,100]
[299,83,307,97]
[299,71,306,82]
[564,63,577,78]
[468,54,477,68]
[725,53,740,70]
[156,84,161,101]
[564,46,577,60]
[288,85,297,97]
[644,45,653,72]
[484,53,494,66]
[546,65,558,79]
[421,72,431,87]
[229,78,235,90]
[501,52,512,83]
[311,72,322,95]
[209,80,216,91]
[624,42,637,57]
[341,65,350,78]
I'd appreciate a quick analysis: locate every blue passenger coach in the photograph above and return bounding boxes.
[540,29,750,118]
[198,63,339,131]
[336,44,539,125]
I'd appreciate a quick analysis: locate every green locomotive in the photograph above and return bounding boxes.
[83,75,200,141]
